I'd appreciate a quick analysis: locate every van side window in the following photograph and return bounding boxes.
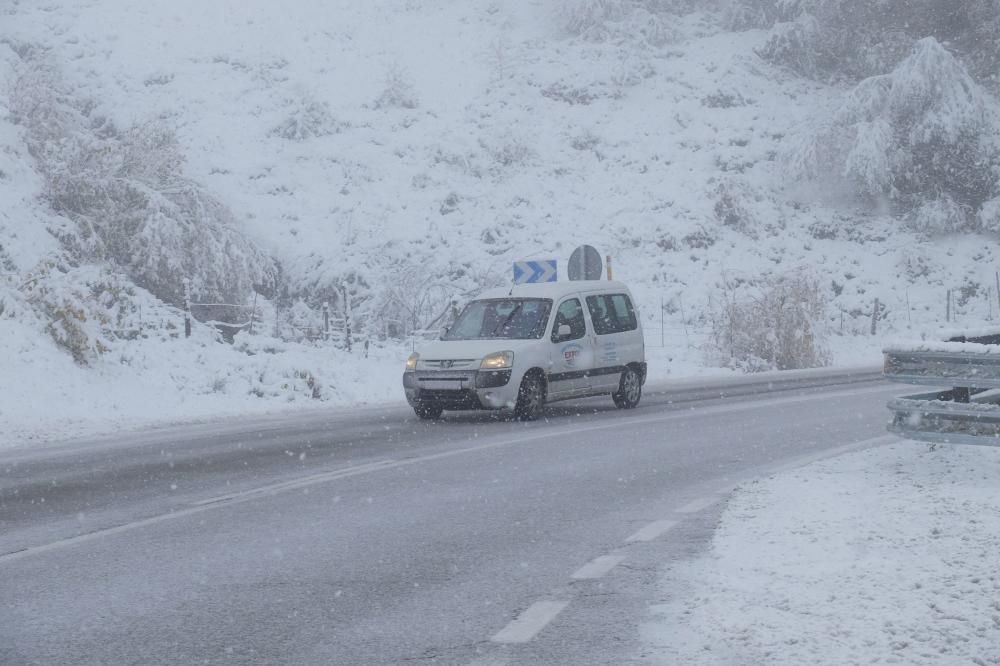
[586,294,637,335]
[551,298,587,343]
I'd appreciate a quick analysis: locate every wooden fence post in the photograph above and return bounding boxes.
[248,291,257,335]
[183,278,192,338]
[341,286,353,353]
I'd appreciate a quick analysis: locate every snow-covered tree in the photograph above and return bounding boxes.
[733,0,1000,88]
[10,56,278,306]
[787,38,1000,229]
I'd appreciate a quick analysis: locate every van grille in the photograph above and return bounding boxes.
[422,359,477,370]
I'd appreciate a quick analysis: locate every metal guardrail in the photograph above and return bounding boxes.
[646,366,884,404]
[884,332,1000,447]
[887,390,1000,446]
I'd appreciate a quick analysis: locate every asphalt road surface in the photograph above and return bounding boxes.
[1,370,897,665]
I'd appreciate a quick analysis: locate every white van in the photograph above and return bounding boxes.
[402,280,646,420]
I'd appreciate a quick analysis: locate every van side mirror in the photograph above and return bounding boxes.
[558,324,572,337]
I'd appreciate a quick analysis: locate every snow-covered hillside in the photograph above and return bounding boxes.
[2,0,999,442]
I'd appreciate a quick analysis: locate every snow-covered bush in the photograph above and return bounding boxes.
[711,177,762,238]
[16,264,149,364]
[374,63,419,110]
[610,52,656,91]
[559,0,631,39]
[10,56,278,306]
[786,38,1000,228]
[979,197,1000,235]
[558,0,678,47]
[709,271,830,373]
[721,0,805,30]
[270,93,340,141]
[906,196,968,235]
[480,132,537,176]
[755,13,819,75]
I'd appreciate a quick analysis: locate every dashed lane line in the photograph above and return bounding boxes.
[491,601,570,644]
[571,554,626,580]
[675,496,720,514]
[626,519,679,543]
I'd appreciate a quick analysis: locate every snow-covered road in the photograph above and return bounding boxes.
[3,374,898,664]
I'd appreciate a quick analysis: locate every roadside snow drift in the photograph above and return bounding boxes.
[643,440,1000,664]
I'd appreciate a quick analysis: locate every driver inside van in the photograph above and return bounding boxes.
[553,300,586,340]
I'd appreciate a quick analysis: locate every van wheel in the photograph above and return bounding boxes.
[613,367,642,409]
[414,403,444,420]
[514,374,545,421]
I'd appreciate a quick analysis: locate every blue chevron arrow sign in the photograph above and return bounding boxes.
[513,260,558,284]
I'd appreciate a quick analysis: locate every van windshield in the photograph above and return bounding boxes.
[443,299,553,340]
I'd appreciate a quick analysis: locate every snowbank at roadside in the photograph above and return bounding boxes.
[0,321,882,450]
[643,440,1000,665]
[0,322,405,449]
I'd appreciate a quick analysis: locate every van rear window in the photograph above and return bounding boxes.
[586,294,637,335]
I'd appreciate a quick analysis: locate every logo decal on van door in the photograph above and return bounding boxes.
[561,343,583,367]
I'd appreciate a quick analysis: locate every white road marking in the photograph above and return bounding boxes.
[491,601,569,644]
[675,496,719,514]
[191,460,396,506]
[571,555,626,580]
[0,461,395,565]
[0,388,895,565]
[0,505,211,565]
[626,519,678,543]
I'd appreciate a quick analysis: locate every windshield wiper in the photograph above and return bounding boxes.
[489,304,522,337]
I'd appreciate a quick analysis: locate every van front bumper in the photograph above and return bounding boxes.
[403,369,516,410]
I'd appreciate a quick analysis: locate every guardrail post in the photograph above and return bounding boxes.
[323,302,330,340]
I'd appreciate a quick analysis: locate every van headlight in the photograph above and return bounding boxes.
[481,351,514,370]
[405,353,419,371]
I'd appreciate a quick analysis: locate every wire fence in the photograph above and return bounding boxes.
[9,268,1000,354]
